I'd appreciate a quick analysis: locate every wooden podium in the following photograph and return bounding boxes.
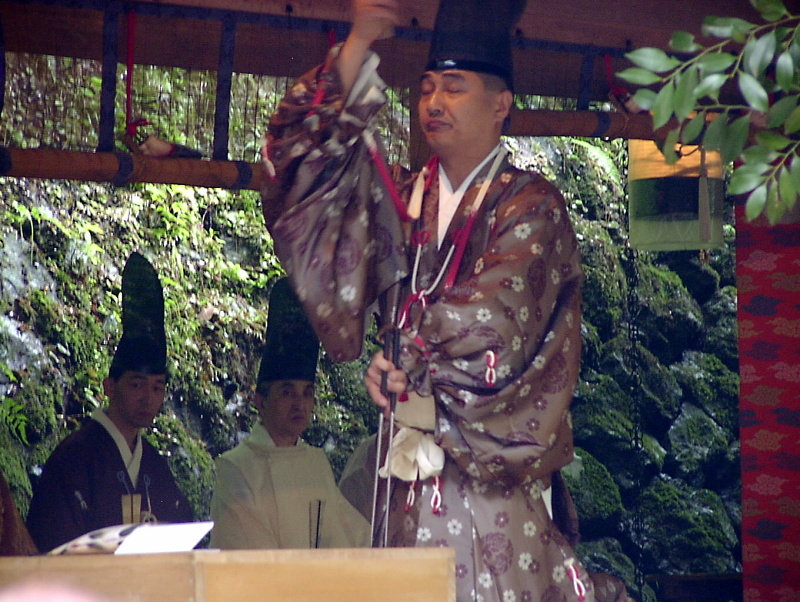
[0,548,455,601]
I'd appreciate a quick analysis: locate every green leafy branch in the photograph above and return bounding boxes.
[617,0,800,224]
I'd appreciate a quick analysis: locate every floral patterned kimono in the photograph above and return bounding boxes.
[262,47,594,602]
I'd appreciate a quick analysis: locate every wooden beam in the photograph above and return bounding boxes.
[508,109,664,140]
[0,147,268,191]
[4,0,760,103]
[1,111,667,189]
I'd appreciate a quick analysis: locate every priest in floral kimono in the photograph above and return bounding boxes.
[260,0,595,599]
[210,278,369,550]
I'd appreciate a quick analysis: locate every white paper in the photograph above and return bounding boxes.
[114,521,213,555]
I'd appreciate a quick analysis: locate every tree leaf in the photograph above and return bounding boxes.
[752,0,789,22]
[766,184,785,224]
[661,128,681,164]
[670,31,702,53]
[784,105,800,134]
[745,30,777,77]
[681,112,706,144]
[790,154,800,192]
[767,94,799,128]
[625,48,681,73]
[779,165,797,208]
[734,17,759,42]
[775,50,795,91]
[697,52,736,74]
[703,112,729,152]
[722,114,751,163]
[756,130,792,150]
[694,74,727,100]
[745,183,768,221]
[652,81,675,129]
[741,144,777,164]
[631,89,657,111]
[786,163,799,209]
[702,16,754,39]
[674,68,700,121]
[617,68,663,86]
[729,163,768,194]
[739,72,770,112]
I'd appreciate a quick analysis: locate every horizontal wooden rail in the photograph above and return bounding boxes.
[0,110,666,190]
[0,147,267,191]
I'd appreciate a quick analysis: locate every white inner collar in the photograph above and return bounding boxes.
[437,145,502,248]
[92,407,144,488]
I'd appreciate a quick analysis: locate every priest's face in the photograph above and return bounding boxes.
[103,370,167,434]
[418,69,511,160]
[258,379,315,446]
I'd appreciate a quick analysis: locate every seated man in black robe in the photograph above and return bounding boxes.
[25,253,193,553]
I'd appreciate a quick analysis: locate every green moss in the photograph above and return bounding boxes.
[574,219,627,340]
[148,415,215,521]
[634,263,704,364]
[563,447,623,530]
[630,477,739,574]
[671,351,739,435]
[577,538,655,602]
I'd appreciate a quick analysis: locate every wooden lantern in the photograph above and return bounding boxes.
[628,139,725,251]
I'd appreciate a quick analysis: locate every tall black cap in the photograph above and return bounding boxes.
[425,0,527,90]
[109,252,167,378]
[257,278,319,386]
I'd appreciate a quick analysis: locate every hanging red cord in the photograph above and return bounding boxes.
[125,11,149,138]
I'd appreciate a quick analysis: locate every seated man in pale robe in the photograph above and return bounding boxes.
[210,278,369,549]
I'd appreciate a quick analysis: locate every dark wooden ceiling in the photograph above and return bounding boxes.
[2,0,771,104]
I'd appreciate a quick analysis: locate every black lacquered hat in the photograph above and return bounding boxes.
[109,252,167,377]
[425,0,527,90]
[257,277,319,385]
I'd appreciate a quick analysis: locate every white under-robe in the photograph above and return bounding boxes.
[210,424,370,549]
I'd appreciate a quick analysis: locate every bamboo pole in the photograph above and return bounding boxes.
[0,147,268,191]
[0,111,666,190]
[507,109,666,140]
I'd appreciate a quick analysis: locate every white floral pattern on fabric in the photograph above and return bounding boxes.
[523,521,537,537]
[417,527,432,543]
[477,308,492,323]
[514,223,531,239]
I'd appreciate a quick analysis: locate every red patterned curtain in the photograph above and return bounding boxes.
[737,207,800,601]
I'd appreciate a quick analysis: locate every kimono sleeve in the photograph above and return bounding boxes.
[262,48,408,362]
[25,454,92,553]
